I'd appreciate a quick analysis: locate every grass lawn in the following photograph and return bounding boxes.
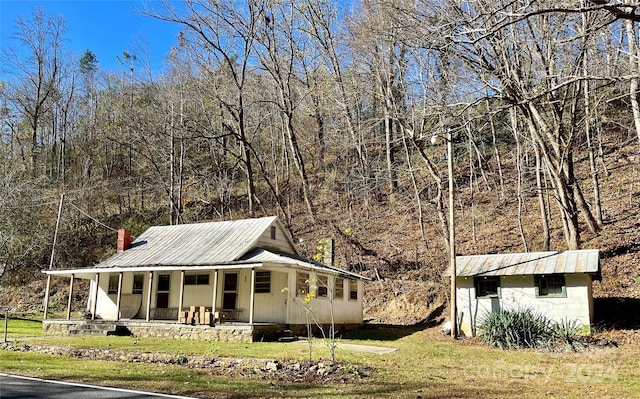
[1,318,638,398]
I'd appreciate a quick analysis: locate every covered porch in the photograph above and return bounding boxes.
[42,265,281,327]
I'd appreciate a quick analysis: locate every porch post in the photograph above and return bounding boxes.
[249,268,255,325]
[177,270,185,322]
[145,271,153,321]
[91,273,100,320]
[115,272,123,321]
[211,270,218,312]
[43,274,52,320]
[66,274,75,320]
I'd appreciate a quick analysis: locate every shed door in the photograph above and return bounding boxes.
[223,272,237,309]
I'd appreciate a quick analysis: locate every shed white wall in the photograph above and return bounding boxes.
[457,274,593,337]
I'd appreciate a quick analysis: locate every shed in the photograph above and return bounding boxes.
[454,249,600,336]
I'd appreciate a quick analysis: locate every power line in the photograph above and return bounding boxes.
[66,200,118,233]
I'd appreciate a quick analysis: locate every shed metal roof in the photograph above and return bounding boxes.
[455,249,600,277]
[92,216,293,269]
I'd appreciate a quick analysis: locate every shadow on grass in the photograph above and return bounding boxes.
[7,316,42,323]
[90,374,512,399]
[343,303,445,341]
[276,380,516,399]
[342,322,432,341]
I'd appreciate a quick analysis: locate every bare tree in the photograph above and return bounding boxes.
[1,7,67,176]
[412,0,602,249]
[0,162,49,282]
[256,0,316,219]
[349,0,412,197]
[148,0,268,217]
[581,1,605,228]
[298,0,371,198]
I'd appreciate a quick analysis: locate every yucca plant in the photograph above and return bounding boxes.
[551,318,585,352]
[479,309,554,349]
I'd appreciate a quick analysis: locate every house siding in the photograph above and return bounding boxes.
[255,222,296,254]
[93,277,118,320]
[457,273,593,337]
[286,272,363,325]
[89,268,364,327]
[252,270,288,323]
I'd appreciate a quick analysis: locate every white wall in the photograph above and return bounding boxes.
[285,271,364,325]
[94,276,118,320]
[255,222,297,254]
[457,274,593,337]
[181,272,214,308]
[253,270,288,323]
[91,268,365,326]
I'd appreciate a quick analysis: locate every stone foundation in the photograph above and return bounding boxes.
[126,324,253,342]
[43,320,285,342]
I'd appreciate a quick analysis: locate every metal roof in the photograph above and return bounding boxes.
[45,216,368,281]
[455,249,600,277]
[240,249,370,280]
[92,216,293,269]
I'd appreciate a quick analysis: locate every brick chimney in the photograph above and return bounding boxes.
[117,229,131,252]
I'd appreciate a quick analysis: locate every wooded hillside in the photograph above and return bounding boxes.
[1,1,639,326]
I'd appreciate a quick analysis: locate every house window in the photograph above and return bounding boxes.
[349,279,358,301]
[475,276,500,298]
[270,226,276,240]
[132,274,144,294]
[297,272,309,296]
[108,275,119,294]
[255,271,271,293]
[185,274,210,285]
[535,275,566,297]
[316,275,328,298]
[334,277,344,300]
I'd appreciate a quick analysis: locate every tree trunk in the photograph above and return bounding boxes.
[511,108,529,252]
[284,114,315,220]
[402,129,427,247]
[487,98,504,199]
[583,79,604,228]
[624,12,640,145]
[525,103,581,249]
[535,144,551,251]
[411,138,450,254]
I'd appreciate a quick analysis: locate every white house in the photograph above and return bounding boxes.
[454,250,601,336]
[42,216,367,341]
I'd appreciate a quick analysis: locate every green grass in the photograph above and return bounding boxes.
[1,321,639,398]
[0,316,44,339]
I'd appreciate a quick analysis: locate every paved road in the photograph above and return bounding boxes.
[0,374,196,399]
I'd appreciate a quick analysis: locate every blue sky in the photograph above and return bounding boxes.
[1,0,181,75]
